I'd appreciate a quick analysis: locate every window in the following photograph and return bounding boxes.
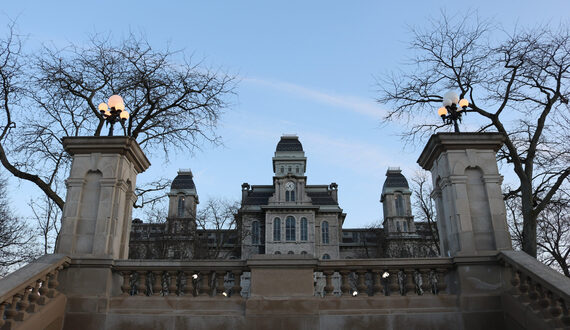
[396,222,401,232]
[274,251,281,254]
[300,217,308,241]
[287,251,294,254]
[301,251,308,255]
[288,166,292,172]
[281,166,284,173]
[296,167,299,173]
[286,216,296,241]
[403,222,408,232]
[322,254,330,260]
[252,221,260,244]
[322,221,329,244]
[395,195,404,216]
[177,196,185,217]
[273,217,281,241]
[286,190,296,202]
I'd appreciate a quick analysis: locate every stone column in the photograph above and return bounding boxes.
[417,133,512,257]
[56,137,150,259]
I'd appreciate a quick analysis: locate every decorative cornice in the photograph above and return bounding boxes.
[417,132,506,170]
[62,136,151,173]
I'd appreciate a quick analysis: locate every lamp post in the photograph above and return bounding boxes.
[437,91,469,133]
[98,95,129,136]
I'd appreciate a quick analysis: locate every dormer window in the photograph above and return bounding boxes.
[177,196,185,217]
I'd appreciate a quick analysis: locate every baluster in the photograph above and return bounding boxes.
[518,275,531,303]
[38,277,49,305]
[17,287,32,320]
[47,267,61,298]
[388,269,400,296]
[413,270,424,295]
[420,269,431,295]
[527,279,539,308]
[200,271,211,296]
[538,290,553,320]
[356,270,367,296]
[137,271,148,296]
[0,302,6,327]
[184,271,195,297]
[372,270,382,297]
[509,266,521,295]
[548,295,564,328]
[232,270,243,298]
[323,270,335,297]
[340,270,351,296]
[215,271,226,297]
[121,272,132,296]
[169,271,179,296]
[404,268,415,295]
[4,294,22,325]
[28,280,42,312]
[436,268,447,294]
[152,271,163,296]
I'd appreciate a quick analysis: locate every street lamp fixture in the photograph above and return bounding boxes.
[437,91,469,133]
[98,95,129,136]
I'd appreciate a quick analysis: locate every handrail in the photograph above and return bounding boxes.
[0,254,70,329]
[499,250,570,328]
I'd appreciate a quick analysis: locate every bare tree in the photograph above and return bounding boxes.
[29,196,61,254]
[0,177,39,276]
[410,170,440,255]
[507,191,570,277]
[194,198,241,259]
[378,13,570,257]
[0,23,236,217]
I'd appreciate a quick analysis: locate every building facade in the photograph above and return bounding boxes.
[129,135,438,260]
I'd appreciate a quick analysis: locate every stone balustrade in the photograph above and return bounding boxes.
[0,254,70,330]
[316,258,453,297]
[113,259,250,298]
[499,250,570,329]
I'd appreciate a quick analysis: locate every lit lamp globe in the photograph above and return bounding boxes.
[107,95,124,110]
[438,107,448,117]
[442,91,459,107]
[98,103,108,114]
[458,98,469,109]
[119,111,129,120]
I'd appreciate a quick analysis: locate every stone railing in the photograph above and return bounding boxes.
[316,257,453,297]
[499,250,570,328]
[0,254,70,330]
[113,259,250,298]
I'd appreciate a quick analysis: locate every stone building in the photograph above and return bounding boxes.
[129,135,438,260]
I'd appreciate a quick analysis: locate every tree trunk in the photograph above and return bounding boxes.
[521,184,537,257]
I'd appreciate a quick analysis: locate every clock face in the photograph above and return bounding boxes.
[285,181,295,191]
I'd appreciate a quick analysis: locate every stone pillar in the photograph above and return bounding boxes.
[56,137,150,259]
[417,133,512,257]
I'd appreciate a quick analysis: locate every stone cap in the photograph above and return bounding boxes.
[62,136,151,173]
[417,132,506,170]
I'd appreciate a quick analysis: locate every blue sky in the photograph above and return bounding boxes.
[2,1,570,228]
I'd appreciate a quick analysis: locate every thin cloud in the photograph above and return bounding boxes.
[243,76,387,120]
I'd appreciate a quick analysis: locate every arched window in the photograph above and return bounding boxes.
[300,217,308,241]
[322,221,329,244]
[395,195,404,216]
[177,196,185,217]
[252,221,260,245]
[286,216,296,241]
[301,251,308,255]
[396,222,401,232]
[274,251,281,255]
[273,217,281,241]
[322,254,330,260]
[287,251,294,254]
[403,221,408,232]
